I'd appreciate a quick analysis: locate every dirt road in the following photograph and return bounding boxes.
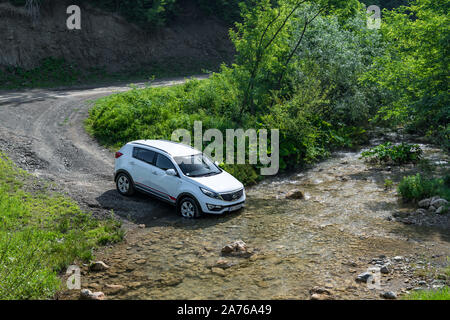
[0,77,207,226]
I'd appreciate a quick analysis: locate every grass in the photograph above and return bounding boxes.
[0,57,218,90]
[0,152,123,299]
[405,286,450,300]
[398,173,450,203]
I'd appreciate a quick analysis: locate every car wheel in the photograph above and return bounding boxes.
[178,197,201,219]
[116,173,135,196]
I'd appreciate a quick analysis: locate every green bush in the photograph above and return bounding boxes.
[0,153,123,299]
[86,1,382,183]
[397,173,450,202]
[361,142,423,165]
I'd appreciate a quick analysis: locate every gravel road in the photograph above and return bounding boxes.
[0,77,207,226]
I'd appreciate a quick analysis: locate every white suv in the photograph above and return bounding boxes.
[114,140,245,218]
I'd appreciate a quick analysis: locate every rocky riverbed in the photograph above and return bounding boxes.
[59,130,450,300]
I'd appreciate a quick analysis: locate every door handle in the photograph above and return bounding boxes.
[130,161,135,165]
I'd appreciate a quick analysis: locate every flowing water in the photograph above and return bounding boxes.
[68,132,450,300]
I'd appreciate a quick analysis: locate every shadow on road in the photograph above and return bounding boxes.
[95,188,242,228]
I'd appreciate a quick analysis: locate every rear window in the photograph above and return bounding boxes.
[133,147,156,165]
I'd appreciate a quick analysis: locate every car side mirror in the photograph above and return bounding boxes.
[166,168,177,176]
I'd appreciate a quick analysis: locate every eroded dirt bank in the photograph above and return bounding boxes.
[0,81,449,300]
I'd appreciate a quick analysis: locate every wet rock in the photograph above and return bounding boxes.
[428,205,437,212]
[355,272,373,283]
[380,264,392,274]
[415,209,427,215]
[393,256,403,262]
[430,198,448,208]
[105,284,125,294]
[285,189,304,200]
[381,291,397,299]
[418,198,431,208]
[214,259,233,269]
[310,293,330,300]
[211,267,226,277]
[436,274,447,280]
[436,206,447,214]
[393,211,410,218]
[89,261,109,272]
[310,286,331,295]
[135,259,146,265]
[129,281,143,289]
[221,240,252,258]
[80,289,105,300]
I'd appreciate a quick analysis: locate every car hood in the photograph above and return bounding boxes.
[187,170,243,193]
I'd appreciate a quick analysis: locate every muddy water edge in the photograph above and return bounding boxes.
[61,130,450,300]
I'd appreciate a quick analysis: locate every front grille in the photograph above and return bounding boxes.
[221,189,244,201]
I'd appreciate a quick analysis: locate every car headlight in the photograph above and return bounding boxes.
[200,187,222,200]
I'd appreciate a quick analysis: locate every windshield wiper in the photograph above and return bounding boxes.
[189,172,219,178]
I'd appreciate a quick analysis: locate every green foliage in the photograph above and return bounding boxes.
[397,173,450,202]
[0,57,81,89]
[361,142,423,165]
[384,178,394,190]
[364,0,449,149]
[86,0,383,183]
[0,56,212,89]
[0,153,123,299]
[404,286,450,300]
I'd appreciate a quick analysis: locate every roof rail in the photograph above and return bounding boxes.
[130,142,170,155]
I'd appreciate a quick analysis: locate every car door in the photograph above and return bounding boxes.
[152,152,182,203]
[129,147,157,194]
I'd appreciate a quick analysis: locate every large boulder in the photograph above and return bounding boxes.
[89,261,109,272]
[221,240,253,258]
[430,198,448,208]
[285,189,304,200]
[418,198,431,208]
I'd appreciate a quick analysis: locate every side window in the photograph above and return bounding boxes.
[155,153,175,171]
[133,148,155,165]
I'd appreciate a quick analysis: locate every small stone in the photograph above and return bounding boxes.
[418,198,431,208]
[89,261,109,271]
[381,291,397,299]
[380,264,392,274]
[215,259,233,269]
[428,205,437,212]
[310,293,330,300]
[393,256,403,262]
[211,267,226,277]
[418,281,427,286]
[80,289,105,300]
[356,272,373,283]
[135,259,146,264]
[285,189,304,200]
[310,286,331,295]
[138,224,146,228]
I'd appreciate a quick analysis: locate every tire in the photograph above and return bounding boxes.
[116,172,135,196]
[178,196,201,219]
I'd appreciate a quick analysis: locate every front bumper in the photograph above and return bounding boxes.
[203,201,246,214]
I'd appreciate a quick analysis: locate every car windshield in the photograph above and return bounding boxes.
[174,154,221,177]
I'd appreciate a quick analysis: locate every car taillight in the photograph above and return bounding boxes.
[115,152,123,159]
